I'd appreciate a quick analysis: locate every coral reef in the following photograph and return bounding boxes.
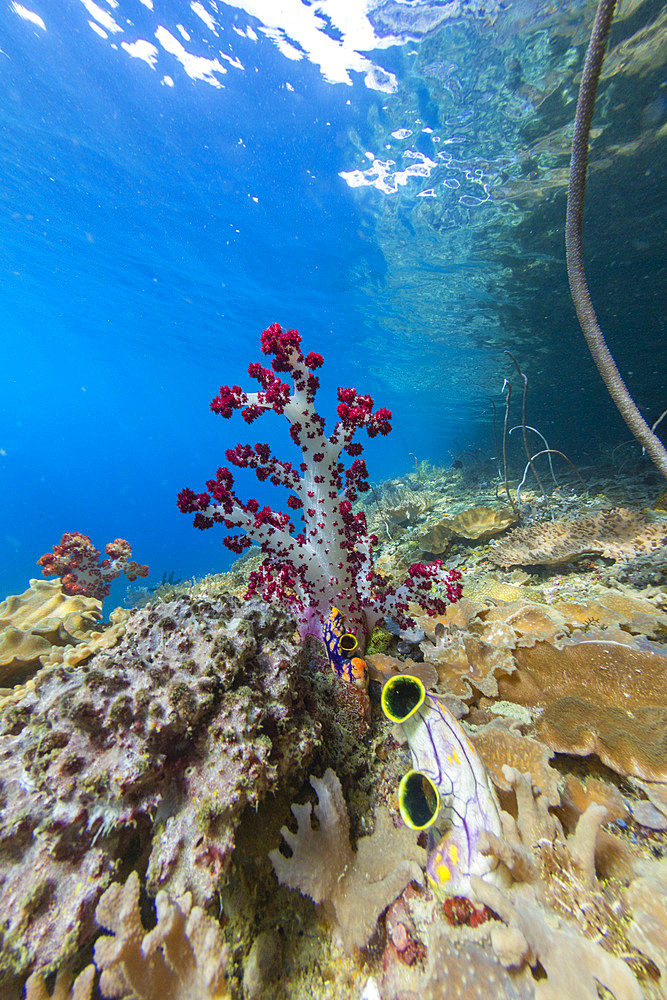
[604,546,667,588]
[178,323,461,642]
[377,760,648,1000]
[405,571,667,783]
[269,768,425,952]
[472,768,643,999]
[416,610,517,700]
[0,594,318,987]
[0,580,102,687]
[489,508,667,569]
[38,533,148,599]
[499,638,667,781]
[5,460,667,1000]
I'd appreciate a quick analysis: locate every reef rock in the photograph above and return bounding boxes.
[0,594,318,988]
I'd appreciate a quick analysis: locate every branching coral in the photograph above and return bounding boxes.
[269,768,426,952]
[93,871,230,999]
[178,323,461,642]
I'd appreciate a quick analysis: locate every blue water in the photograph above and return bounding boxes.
[1,0,665,603]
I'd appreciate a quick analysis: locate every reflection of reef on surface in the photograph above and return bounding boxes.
[2,458,667,1000]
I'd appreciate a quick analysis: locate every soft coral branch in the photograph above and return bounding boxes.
[37,532,148,600]
[179,323,461,641]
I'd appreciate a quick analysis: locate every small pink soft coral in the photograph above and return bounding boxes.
[37,532,148,599]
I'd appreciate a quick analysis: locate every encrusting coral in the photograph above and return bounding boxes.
[415,518,453,555]
[0,594,318,988]
[269,768,426,952]
[407,575,667,784]
[489,508,667,569]
[380,917,537,1000]
[416,611,517,701]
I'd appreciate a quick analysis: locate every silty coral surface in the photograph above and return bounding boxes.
[0,593,318,989]
[178,323,461,643]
